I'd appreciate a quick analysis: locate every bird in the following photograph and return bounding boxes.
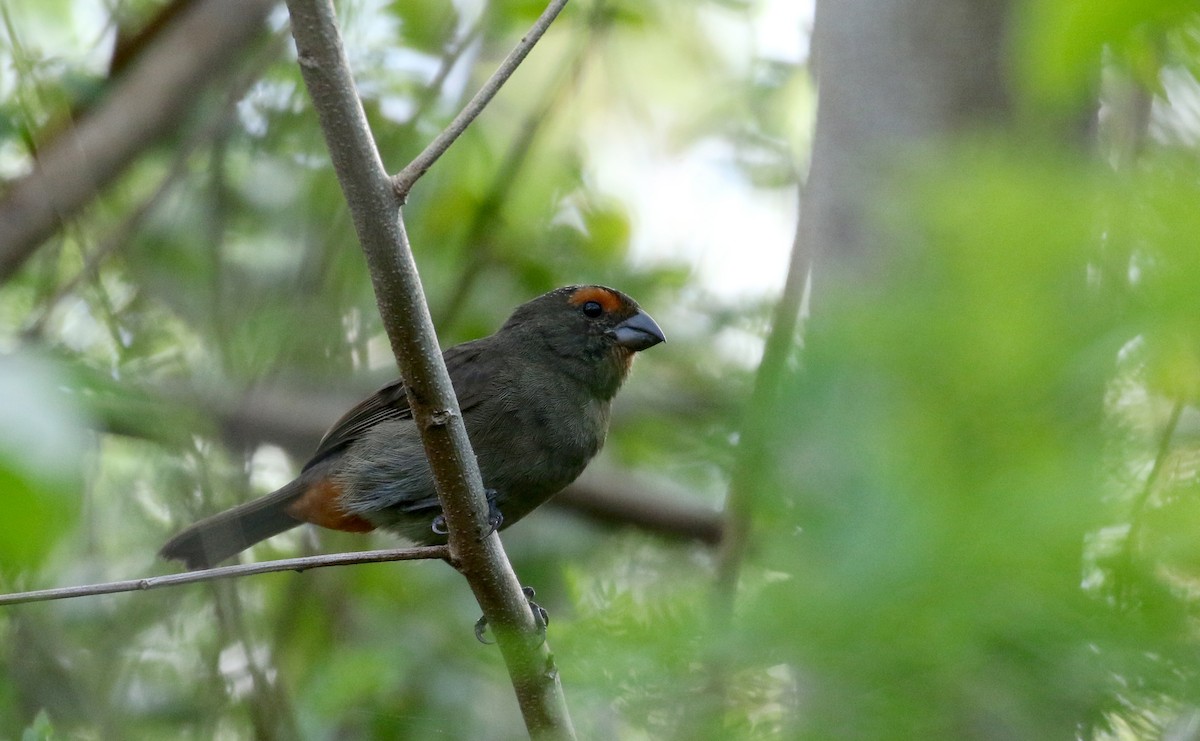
[160,285,665,570]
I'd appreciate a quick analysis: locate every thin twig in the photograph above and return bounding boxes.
[398,19,484,140]
[1124,398,1185,556]
[390,0,570,199]
[0,546,448,607]
[435,29,594,330]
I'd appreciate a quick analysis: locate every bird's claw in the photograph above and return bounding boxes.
[431,489,502,540]
[473,586,549,645]
[474,614,493,644]
[480,489,503,541]
[431,514,448,536]
[524,586,549,632]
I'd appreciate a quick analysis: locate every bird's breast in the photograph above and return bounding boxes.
[468,378,611,515]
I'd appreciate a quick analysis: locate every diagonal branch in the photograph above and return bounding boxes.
[434,26,595,330]
[1122,398,1184,563]
[21,31,289,339]
[390,0,570,199]
[0,0,276,283]
[691,180,808,734]
[284,0,576,737]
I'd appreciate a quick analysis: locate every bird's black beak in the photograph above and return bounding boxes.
[609,310,665,351]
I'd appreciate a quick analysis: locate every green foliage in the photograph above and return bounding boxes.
[20,709,56,741]
[4,0,1200,739]
[0,0,745,736]
[1015,0,1197,104]
[747,147,1119,737]
[0,353,84,572]
[731,136,1200,741]
[389,0,459,54]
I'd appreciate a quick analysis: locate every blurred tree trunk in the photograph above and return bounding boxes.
[803,0,1012,292]
[790,3,1113,739]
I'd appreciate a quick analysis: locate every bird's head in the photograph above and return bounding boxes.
[499,285,665,399]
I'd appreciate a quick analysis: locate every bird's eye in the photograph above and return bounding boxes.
[582,300,604,318]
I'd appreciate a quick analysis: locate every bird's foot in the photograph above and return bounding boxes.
[474,586,549,645]
[481,489,503,541]
[473,614,490,644]
[525,586,550,633]
[430,489,502,540]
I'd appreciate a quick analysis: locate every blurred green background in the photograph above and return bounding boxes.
[2,0,1200,738]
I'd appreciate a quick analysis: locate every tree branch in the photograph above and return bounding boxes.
[434,27,594,330]
[554,478,723,546]
[284,0,576,737]
[694,181,808,733]
[0,546,447,607]
[390,0,570,199]
[0,0,276,283]
[395,19,484,145]
[21,31,288,339]
[714,181,808,602]
[1122,398,1184,564]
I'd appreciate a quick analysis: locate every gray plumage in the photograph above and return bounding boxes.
[160,285,664,569]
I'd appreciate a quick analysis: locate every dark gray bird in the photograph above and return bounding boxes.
[160,285,665,569]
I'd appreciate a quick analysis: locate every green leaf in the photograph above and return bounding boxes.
[1015,0,1196,104]
[0,353,85,571]
[388,0,459,55]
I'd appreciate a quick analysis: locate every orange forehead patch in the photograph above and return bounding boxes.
[567,286,623,313]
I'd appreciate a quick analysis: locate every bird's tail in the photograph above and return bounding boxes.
[159,480,308,570]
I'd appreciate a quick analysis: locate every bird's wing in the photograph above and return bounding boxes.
[303,340,494,469]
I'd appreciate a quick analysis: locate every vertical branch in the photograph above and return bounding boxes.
[283,0,576,737]
[714,185,809,605]
[715,183,811,606]
[690,184,808,736]
[1123,399,1184,562]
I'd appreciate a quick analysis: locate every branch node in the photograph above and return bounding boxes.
[392,172,417,200]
